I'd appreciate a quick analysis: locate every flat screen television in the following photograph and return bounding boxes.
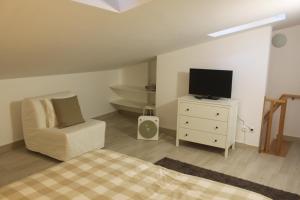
[189,68,233,99]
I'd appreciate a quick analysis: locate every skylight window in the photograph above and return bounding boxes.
[72,0,153,13]
[208,13,286,37]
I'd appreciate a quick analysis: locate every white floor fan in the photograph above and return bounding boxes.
[137,106,159,140]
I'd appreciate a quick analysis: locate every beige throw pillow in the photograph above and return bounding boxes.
[41,99,57,128]
[51,96,85,128]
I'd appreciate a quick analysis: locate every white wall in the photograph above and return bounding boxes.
[267,25,300,138]
[148,59,157,85]
[0,70,120,147]
[156,27,272,146]
[121,62,149,87]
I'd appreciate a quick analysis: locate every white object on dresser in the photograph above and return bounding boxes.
[176,95,238,158]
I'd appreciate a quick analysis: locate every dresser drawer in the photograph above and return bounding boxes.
[178,128,226,148]
[179,116,227,135]
[179,102,229,121]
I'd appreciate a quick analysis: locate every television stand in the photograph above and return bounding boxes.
[194,95,220,100]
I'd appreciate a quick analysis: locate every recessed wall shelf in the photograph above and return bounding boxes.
[111,99,147,110]
[110,59,156,114]
[110,99,155,112]
[110,85,155,94]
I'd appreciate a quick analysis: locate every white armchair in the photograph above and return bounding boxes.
[21,91,106,161]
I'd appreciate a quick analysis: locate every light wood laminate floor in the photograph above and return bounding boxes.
[0,112,299,195]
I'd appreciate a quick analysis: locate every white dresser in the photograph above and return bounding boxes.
[176,96,238,158]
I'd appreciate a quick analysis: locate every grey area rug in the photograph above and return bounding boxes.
[155,157,300,200]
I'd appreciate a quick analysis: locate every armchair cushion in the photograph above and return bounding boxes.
[52,96,85,128]
[26,119,106,161]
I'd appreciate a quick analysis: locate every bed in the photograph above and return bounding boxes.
[0,149,270,200]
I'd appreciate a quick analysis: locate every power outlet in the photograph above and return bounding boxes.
[241,126,247,132]
[241,126,254,133]
[238,116,254,133]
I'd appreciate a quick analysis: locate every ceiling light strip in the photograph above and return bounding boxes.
[208,13,286,37]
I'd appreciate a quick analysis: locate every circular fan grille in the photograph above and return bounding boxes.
[139,120,157,139]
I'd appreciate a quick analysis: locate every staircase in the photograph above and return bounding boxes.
[259,94,300,156]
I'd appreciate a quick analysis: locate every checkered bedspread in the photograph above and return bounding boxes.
[0,149,270,200]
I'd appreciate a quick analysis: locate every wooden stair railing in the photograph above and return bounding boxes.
[259,94,300,156]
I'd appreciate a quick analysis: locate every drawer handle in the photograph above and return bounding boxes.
[216,113,220,116]
[185,121,189,124]
[185,133,188,137]
[215,126,219,129]
[186,108,190,112]
[214,139,218,143]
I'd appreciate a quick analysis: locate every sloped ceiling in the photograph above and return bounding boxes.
[0,0,300,79]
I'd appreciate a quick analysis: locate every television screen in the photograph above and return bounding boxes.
[189,68,233,98]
